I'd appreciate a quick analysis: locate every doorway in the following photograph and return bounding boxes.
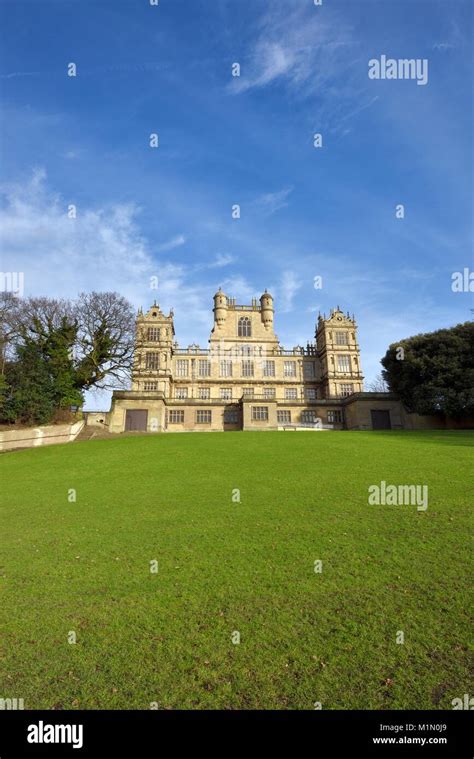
[370,409,391,430]
[125,409,148,431]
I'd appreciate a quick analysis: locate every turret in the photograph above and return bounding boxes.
[213,287,228,328]
[260,289,274,330]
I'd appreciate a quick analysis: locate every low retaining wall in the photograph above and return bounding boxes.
[0,420,84,452]
[83,412,109,428]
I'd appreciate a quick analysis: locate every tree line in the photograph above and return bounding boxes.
[0,292,135,425]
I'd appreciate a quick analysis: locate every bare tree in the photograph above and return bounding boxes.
[368,373,389,393]
[75,291,135,390]
[1,291,135,391]
[11,297,74,341]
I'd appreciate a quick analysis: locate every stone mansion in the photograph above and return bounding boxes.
[107,289,407,433]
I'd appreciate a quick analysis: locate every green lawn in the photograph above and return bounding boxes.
[1,430,472,710]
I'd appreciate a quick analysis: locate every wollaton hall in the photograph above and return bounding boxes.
[107,288,406,432]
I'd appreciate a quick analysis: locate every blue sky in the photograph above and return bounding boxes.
[0,0,472,407]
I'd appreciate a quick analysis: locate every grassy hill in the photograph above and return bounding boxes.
[0,430,472,709]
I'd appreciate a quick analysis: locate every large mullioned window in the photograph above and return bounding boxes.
[277,410,291,424]
[284,361,296,377]
[220,360,233,377]
[242,360,254,377]
[145,352,160,370]
[337,355,351,372]
[196,410,212,424]
[263,360,275,377]
[144,381,158,391]
[198,360,211,377]
[176,360,189,377]
[238,317,251,337]
[251,406,268,421]
[168,410,184,424]
[147,327,160,341]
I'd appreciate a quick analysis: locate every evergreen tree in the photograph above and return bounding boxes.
[381,322,474,418]
[5,342,55,425]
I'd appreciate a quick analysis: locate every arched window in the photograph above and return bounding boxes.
[238,317,251,337]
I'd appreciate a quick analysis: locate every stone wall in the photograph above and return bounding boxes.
[0,420,84,452]
[84,412,109,428]
[343,394,404,430]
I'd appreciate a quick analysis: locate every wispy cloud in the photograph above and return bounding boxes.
[227,4,354,96]
[0,171,214,337]
[433,19,465,51]
[156,234,186,252]
[219,275,256,303]
[0,71,40,79]
[277,270,302,313]
[255,186,293,216]
[208,253,235,268]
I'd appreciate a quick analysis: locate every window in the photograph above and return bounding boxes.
[284,361,296,377]
[169,410,184,424]
[224,409,239,423]
[303,362,315,378]
[198,360,211,377]
[147,327,160,341]
[220,360,233,377]
[252,406,268,421]
[305,388,316,400]
[285,388,298,400]
[176,359,189,377]
[277,410,291,424]
[340,383,354,397]
[328,410,343,424]
[242,387,254,398]
[263,360,275,377]
[196,410,212,424]
[238,316,251,337]
[337,355,351,372]
[198,387,210,399]
[145,352,160,370]
[175,387,188,399]
[144,381,158,391]
[242,360,254,377]
[301,410,317,424]
[336,331,348,345]
[220,388,232,400]
[263,387,275,399]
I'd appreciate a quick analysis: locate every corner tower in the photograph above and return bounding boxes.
[316,307,364,398]
[132,302,175,394]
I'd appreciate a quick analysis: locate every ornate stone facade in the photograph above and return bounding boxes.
[108,289,366,432]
